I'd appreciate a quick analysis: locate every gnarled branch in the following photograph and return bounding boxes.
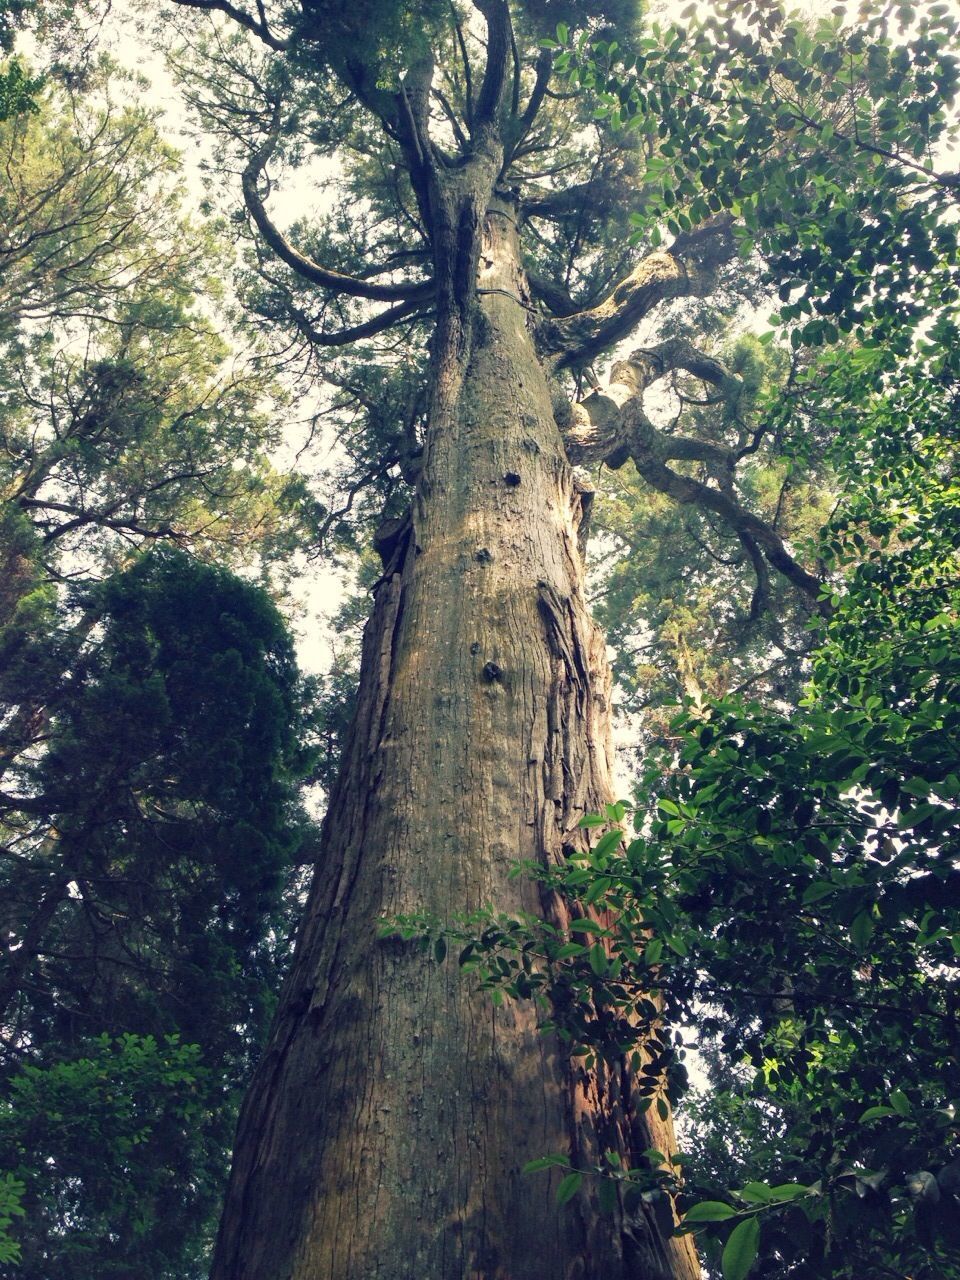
[560,339,826,612]
[536,216,735,368]
[170,0,289,50]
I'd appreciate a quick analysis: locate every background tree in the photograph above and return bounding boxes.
[0,69,321,1275]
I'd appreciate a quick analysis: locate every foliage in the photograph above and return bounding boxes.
[590,333,824,727]
[0,549,318,1274]
[4,0,954,1275]
[0,1175,24,1267]
[553,0,959,347]
[559,0,959,730]
[0,57,40,119]
[0,1034,216,1279]
[0,71,315,576]
[0,66,322,1276]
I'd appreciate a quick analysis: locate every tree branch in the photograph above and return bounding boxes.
[536,216,735,368]
[560,339,826,612]
[242,111,435,303]
[270,288,429,348]
[169,0,288,50]
[562,337,740,465]
[473,0,512,130]
[506,49,552,166]
[450,1,475,131]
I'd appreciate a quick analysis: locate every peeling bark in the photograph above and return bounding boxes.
[211,201,699,1280]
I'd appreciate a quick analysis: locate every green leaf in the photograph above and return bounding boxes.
[522,1154,569,1173]
[768,1183,810,1201]
[801,880,834,905]
[890,1089,913,1116]
[597,1176,618,1214]
[569,919,607,934]
[579,813,607,828]
[859,1105,897,1122]
[592,828,624,860]
[553,941,588,959]
[738,1182,773,1204]
[849,910,875,950]
[684,1200,738,1222]
[433,937,447,964]
[722,1215,760,1280]
[556,1171,583,1205]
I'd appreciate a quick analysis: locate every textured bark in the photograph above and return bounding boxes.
[210,200,699,1280]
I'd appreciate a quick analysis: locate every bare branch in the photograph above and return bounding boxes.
[242,111,435,304]
[274,292,430,348]
[537,216,736,368]
[507,49,552,166]
[450,1,475,130]
[559,337,826,612]
[473,0,512,129]
[170,0,289,51]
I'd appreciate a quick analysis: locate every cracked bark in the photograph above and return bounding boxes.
[211,200,698,1280]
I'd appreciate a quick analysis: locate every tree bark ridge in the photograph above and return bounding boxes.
[210,198,698,1280]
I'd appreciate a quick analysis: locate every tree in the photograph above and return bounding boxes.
[0,551,317,1279]
[452,330,960,1278]
[0,69,321,1274]
[397,5,960,1277]
[131,0,956,1275]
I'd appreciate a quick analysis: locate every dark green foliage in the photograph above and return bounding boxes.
[0,550,317,1276]
[0,1035,216,1278]
[4,548,310,1052]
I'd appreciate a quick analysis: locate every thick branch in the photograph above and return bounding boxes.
[563,338,740,465]
[506,49,552,165]
[242,120,435,304]
[561,346,826,611]
[526,270,578,317]
[537,217,735,368]
[170,0,289,49]
[278,293,429,348]
[473,0,512,129]
[632,431,825,610]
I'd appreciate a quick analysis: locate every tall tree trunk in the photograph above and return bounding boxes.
[211,197,698,1280]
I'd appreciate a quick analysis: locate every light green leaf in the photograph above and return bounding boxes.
[684,1200,738,1223]
[859,1105,897,1122]
[722,1215,760,1280]
[569,919,607,934]
[522,1154,569,1173]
